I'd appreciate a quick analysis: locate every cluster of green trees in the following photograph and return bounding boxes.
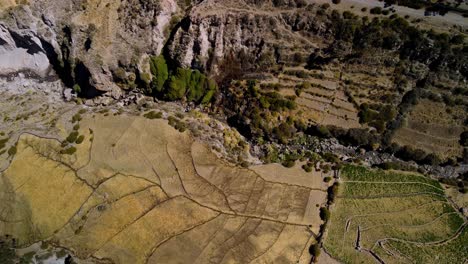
[358,103,396,133]
[226,80,298,143]
[146,56,217,104]
[327,10,467,77]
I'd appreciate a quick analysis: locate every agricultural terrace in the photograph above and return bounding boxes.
[324,165,467,264]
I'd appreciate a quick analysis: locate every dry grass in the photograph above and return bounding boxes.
[392,99,465,159]
[0,114,324,263]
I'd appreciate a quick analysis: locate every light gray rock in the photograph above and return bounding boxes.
[0,24,52,78]
[63,88,75,101]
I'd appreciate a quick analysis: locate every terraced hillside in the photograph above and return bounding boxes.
[275,64,361,129]
[0,113,331,263]
[324,165,467,264]
[392,98,466,161]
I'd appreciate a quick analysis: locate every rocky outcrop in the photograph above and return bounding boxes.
[0,23,52,78]
[166,1,331,78]
[0,0,179,98]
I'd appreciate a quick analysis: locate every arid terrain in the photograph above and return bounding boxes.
[0,0,467,263]
[0,96,328,263]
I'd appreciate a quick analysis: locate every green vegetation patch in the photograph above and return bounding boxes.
[143,111,163,120]
[147,56,217,104]
[324,165,466,264]
[385,227,468,264]
[0,137,8,150]
[7,146,17,156]
[66,131,79,143]
[60,146,77,155]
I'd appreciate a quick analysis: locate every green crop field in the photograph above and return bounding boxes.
[324,165,467,264]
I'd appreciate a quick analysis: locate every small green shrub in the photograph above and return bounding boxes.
[72,114,82,123]
[309,243,321,262]
[66,131,79,143]
[0,138,8,150]
[320,207,330,221]
[7,146,17,156]
[143,111,163,119]
[61,146,77,155]
[75,135,85,144]
[327,182,340,204]
[370,7,382,14]
[149,55,169,94]
[302,163,313,172]
[73,84,81,94]
[282,159,296,168]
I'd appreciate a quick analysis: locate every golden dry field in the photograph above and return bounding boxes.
[0,113,329,263]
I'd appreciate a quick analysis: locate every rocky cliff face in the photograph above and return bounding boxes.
[166,0,332,78]
[0,0,178,98]
[0,0,337,97]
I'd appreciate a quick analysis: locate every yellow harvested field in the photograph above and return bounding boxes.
[251,163,327,190]
[94,196,219,264]
[0,135,93,245]
[0,114,326,263]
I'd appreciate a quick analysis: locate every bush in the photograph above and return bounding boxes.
[187,70,207,102]
[322,153,340,163]
[60,146,77,155]
[307,125,331,138]
[320,207,331,221]
[282,159,296,168]
[73,124,80,130]
[309,243,321,261]
[66,131,79,143]
[0,138,8,150]
[327,182,340,204]
[7,146,17,156]
[75,135,85,144]
[143,111,163,119]
[370,7,382,14]
[302,163,313,172]
[72,114,82,123]
[200,79,218,104]
[149,55,169,94]
[73,84,81,94]
[332,0,341,4]
[165,68,191,100]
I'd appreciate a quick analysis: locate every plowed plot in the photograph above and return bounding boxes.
[0,114,326,263]
[324,165,467,264]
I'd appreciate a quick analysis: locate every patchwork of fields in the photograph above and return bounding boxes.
[0,113,331,263]
[324,165,467,264]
